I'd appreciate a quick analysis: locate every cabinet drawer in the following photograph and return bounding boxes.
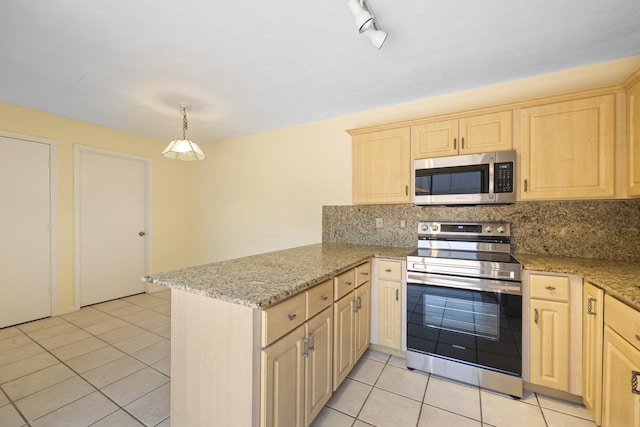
[306,280,333,319]
[334,268,356,300]
[355,262,371,287]
[530,274,570,301]
[605,295,640,352]
[378,260,402,281]
[262,292,306,347]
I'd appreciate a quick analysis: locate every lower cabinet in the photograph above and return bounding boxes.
[375,259,404,351]
[601,295,640,427]
[525,271,582,395]
[261,306,333,427]
[582,282,604,426]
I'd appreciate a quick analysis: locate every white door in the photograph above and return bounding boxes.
[0,135,52,327]
[76,147,149,306]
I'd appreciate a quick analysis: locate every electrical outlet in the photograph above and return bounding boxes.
[376,218,384,229]
[400,219,407,229]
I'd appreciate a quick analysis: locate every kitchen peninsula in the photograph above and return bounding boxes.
[145,242,413,427]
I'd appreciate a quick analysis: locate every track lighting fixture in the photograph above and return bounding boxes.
[347,0,387,49]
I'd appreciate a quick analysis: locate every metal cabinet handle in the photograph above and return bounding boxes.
[361,272,369,276]
[524,179,528,192]
[287,314,296,321]
[346,281,353,286]
[138,231,146,236]
[321,295,328,301]
[396,289,399,301]
[534,308,539,324]
[385,269,392,273]
[453,137,457,150]
[587,297,597,315]
[461,137,465,149]
[405,185,408,196]
[632,371,640,395]
[545,286,556,291]
[308,333,316,352]
[302,337,309,358]
[636,334,640,341]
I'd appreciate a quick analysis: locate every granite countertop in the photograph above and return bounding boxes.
[145,243,414,309]
[515,253,640,311]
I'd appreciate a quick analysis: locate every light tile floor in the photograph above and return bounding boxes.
[1,289,596,427]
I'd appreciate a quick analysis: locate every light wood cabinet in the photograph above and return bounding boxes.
[333,262,371,389]
[525,272,582,394]
[305,307,333,425]
[627,74,640,196]
[519,95,615,200]
[411,111,512,159]
[350,127,411,204]
[261,324,306,427]
[582,282,604,426]
[602,295,640,427]
[376,260,403,350]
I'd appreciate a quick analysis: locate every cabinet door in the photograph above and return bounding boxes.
[519,95,615,200]
[378,279,402,350]
[352,127,411,204]
[628,79,640,196]
[530,299,570,391]
[333,293,355,390]
[601,326,640,427]
[411,119,459,159]
[458,111,512,155]
[261,324,305,427]
[305,307,333,426]
[354,281,371,361]
[582,283,604,426]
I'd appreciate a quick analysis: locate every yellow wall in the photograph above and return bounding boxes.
[192,55,640,264]
[0,103,196,313]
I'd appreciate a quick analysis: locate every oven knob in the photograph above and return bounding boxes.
[497,226,506,233]
[431,224,439,231]
[421,224,430,232]
[485,226,493,233]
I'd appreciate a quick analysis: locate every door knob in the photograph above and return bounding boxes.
[139,231,146,236]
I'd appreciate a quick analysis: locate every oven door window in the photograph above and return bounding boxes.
[415,164,489,196]
[407,284,522,376]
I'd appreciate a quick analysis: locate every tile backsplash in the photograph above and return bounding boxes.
[322,200,640,261]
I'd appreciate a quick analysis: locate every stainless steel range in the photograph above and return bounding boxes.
[406,221,523,397]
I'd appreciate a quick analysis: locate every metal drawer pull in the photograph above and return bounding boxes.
[321,295,329,301]
[385,269,392,273]
[303,337,309,358]
[346,281,353,286]
[545,286,556,291]
[361,272,369,276]
[587,297,597,315]
[534,308,539,324]
[632,371,640,395]
[636,334,640,341]
[287,314,296,321]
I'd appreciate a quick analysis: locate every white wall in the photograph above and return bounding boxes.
[192,55,640,265]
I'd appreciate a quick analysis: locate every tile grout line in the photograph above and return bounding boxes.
[2,294,170,426]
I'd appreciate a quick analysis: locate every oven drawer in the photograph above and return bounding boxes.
[355,261,371,287]
[262,292,306,347]
[530,274,570,302]
[306,279,333,319]
[378,260,402,281]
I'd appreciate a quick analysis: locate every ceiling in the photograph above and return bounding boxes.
[1,0,640,144]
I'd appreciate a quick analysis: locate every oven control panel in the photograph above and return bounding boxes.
[418,221,510,237]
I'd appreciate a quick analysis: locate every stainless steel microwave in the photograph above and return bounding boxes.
[413,150,516,205]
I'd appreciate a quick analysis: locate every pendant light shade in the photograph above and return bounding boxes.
[162,104,206,161]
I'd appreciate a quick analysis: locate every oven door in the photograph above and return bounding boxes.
[406,278,522,377]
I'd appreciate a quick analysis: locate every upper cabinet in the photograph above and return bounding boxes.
[411,111,512,159]
[626,71,640,196]
[350,127,411,205]
[518,95,616,200]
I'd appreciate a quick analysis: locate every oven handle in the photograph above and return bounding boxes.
[407,272,522,296]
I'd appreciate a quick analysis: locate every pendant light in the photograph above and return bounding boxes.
[162,104,206,161]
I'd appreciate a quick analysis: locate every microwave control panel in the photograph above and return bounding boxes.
[494,161,513,193]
